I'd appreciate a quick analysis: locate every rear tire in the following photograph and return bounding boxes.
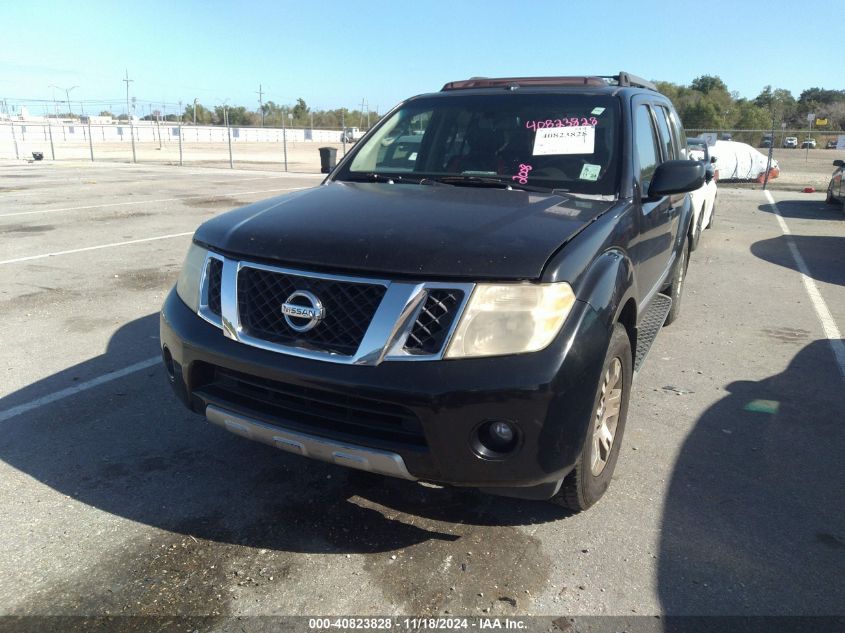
[551,324,632,512]
[826,185,840,206]
[663,237,689,326]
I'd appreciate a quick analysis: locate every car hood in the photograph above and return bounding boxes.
[194,181,613,280]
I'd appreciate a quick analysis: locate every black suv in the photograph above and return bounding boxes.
[161,73,703,511]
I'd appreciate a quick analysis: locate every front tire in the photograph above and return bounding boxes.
[551,324,632,512]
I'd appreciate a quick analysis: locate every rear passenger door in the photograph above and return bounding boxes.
[631,100,674,306]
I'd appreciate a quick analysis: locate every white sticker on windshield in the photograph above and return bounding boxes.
[591,107,606,116]
[532,126,595,155]
[579,163,601,181]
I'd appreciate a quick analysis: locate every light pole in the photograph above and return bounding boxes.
[50,85,78,119]
[193,98,198,126]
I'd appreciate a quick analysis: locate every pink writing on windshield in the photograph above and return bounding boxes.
[512,163,533,184]
[525,117,598,131]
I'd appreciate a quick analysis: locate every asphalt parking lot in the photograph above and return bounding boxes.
[0,161,843,623]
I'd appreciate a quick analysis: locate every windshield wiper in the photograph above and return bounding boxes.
[343,173,444,185]
[433,175,563,194]
[434,175,513,189]
[343,172,404,184]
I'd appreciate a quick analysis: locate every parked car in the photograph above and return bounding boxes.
[161,72,704,511]
[759,136,772,148]
[783,136,798,149]
[801,138,817,149]
[825,139,837,149]
[686,138,719,243]
[709,140,778,182]
[826,159,844,209]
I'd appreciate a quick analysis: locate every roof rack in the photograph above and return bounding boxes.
[600,72,658,92]
[441,76,607,91]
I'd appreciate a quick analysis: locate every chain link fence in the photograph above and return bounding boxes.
[0,121,354,172]
[688,128,845,149]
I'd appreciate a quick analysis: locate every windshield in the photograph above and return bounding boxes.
[336,93,621,196]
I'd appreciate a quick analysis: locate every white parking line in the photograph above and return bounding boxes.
[0,186,308,218]
[0,357,160,424]
[0,232,193,265]
[764,190,845,379]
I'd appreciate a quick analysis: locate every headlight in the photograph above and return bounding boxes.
[176,242,208,313]
[444,282,576,359]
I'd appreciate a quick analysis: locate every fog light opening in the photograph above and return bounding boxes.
[162,347,175,383]
[472,420,520,459]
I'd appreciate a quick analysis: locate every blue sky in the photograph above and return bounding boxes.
[1,0,838,116]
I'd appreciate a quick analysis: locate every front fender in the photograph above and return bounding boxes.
[575,248,638,333]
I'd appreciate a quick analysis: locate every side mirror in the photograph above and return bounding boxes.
[647,160,705,198]
[710,156,718,164]
[834,160,844,167]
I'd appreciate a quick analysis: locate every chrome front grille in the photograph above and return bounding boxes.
[197,253,473,365]
[237,266,386,356]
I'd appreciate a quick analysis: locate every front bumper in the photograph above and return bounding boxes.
[160,288,611,496]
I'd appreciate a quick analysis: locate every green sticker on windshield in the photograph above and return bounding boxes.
[579,163,601,181]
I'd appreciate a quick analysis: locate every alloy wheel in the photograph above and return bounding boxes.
[591,357,623,476]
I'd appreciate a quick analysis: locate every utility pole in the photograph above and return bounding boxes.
[49,86,58,116]
[359,98,366,128]
[224,103,233,169]
[123,70,136,163]
[193,97,198,125]
[282,108,288,171]
[177,100,183,166]
[256,84,265,127]
[156,103,162,150]
[341,109,346,155]
[4,99,20,160]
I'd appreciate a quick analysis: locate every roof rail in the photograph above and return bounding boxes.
[441,76,607,91]
[599,72,658,92]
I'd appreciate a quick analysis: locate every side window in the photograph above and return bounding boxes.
[667,108,687,160]
[635,105,661,194]
[653,106,676,160]
[351,109,433,173]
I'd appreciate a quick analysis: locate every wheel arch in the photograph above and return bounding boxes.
[572,248,639,360]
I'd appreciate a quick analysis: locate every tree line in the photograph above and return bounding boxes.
[656,75,845,132]
[96,76,844,134]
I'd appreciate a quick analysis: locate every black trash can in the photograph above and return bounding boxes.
[32,152,44,161]
[318,146,338,173]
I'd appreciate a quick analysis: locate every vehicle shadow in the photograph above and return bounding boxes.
[750,234,845,287]
[657,339,845,616]
[0,313,569,558]
[757,199,843,221]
